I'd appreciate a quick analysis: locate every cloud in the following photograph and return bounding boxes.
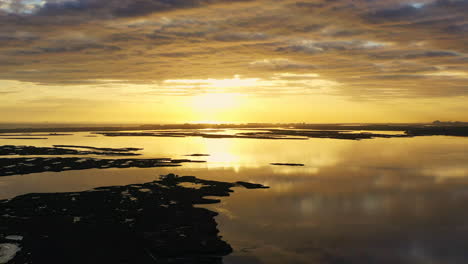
[8,0,252,18]
[0,90,19,95]
[0,0,467,102]
[364,4,422,23]
[212,32,268,42]
[371,50,461,60]
[363,0,468,24]
[12,43,121,55]
[276,40,389,54]
[249,58,316,70]
[157,73,339,96]
[0,0,44,14]
[0,31,39,42]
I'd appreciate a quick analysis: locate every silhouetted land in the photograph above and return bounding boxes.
[0,133,72,136]
[95,130,410,140]
[0,174,268,263]
[405,126,468,137]
[271,163,305,166]
[0,157,205,177]
[238,130,410,140]
[0,138,49,140]
[53,145,142,152]
[2,122,466,139]
[96,131,309,140]
[0,145,141,156]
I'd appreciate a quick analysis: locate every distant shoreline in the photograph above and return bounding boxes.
[0,122,467,137]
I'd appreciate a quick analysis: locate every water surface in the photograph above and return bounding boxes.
[1,132,467,263]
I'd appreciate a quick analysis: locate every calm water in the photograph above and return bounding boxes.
[1,131,468,264]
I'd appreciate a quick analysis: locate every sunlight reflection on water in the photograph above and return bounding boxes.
[0,132,467,263]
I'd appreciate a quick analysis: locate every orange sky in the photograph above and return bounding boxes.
[1,0,467,123]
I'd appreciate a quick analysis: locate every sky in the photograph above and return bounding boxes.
[0,0,467,123]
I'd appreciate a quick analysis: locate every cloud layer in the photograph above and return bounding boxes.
[0,0,467,122]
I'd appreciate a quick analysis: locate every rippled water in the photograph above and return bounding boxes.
[1,131,468,264]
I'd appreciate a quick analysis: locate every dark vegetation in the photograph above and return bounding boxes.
[270,163,305,166]
[0,157,205,177]
[95,127,468,140]
[405,126,468,137]
[95,129,409,140]
[0,133,72,136]
[0,145,141,156]
[96,131,309,140]
[53,145,143,152]
[0,137,48,140]
[0,174,268,264]
[1,122,467,139]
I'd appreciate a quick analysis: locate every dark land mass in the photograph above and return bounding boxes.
[96,132,188,137]
[0,138,49,140]
[149,129,226,133]
[236,181,270,189]
[281,126,468,138]
[0,137,49,140]
[0,157,205,177]
[1,122,467,139]
[97,126,468,140]
[271,163,305,166]
[237,130,398,140]
[185,154,211,157]
[238,129,412,140]
[0,173,268,264]
[0,133,72,136]
[96,131,309,140]
[53,145,143,152]
[0,145,141,156]
[405,126,468,137]
[95,130,406,140]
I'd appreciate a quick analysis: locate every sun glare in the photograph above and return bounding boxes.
[164,75,259,90]
[191,93,240,110]
[208,75,259,88]
[188,93,243,124]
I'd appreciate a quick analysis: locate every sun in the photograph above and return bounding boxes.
[189,93,242,123]
[191,93,239,110]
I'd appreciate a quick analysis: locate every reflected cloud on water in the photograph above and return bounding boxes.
[0,134,467,263]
